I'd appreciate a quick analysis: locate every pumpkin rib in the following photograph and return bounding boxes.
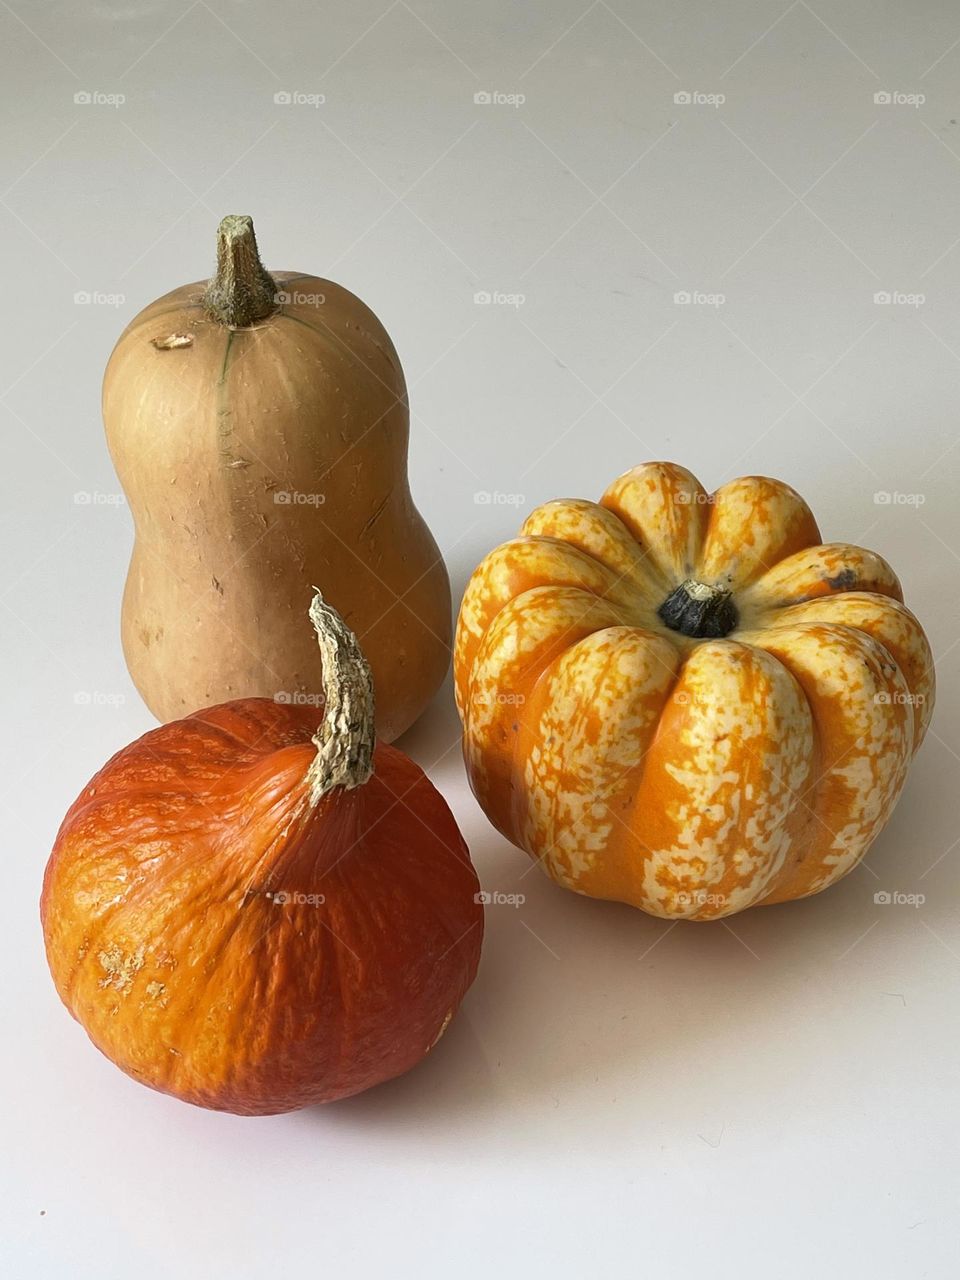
[745,592,933,751]
[456,537,649,670]
[511,625,680,888]
[454,528,669,717]
[600,462,709,585]
[461,586,679,846]
[743,621,914,904]
[520,499,667,597]
[522,637,807,916]
[624,639,816,918]
[737,542,903,614]
[696,475,821,590]
[494,683,673,898]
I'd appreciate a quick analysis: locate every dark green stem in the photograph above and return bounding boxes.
[658,579,738,639]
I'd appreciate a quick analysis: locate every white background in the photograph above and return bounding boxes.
[3,2,959,1277]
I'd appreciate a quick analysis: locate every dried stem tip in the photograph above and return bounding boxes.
[203,215,278,328]
[305,592,376,804]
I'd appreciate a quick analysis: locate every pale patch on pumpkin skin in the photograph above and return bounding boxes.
[97,944,145,994]
[600,462,709,584]
[521,498,667,598]
[454,536,654,719]
[464,586,628,840]
[631,642,814,919]
[516,628,678,886]
[743,623,914,904]
[454,462,933,919]
[745,592,934,749]
[695,475,820,590]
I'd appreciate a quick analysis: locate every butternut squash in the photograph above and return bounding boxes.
[103,215,450,740]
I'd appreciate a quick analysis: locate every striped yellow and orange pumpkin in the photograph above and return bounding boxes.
[454,462,934,920]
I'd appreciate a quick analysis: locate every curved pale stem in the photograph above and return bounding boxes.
[305,592,376,804]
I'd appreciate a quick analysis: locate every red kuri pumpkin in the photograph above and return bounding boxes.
[42,596,482,1115]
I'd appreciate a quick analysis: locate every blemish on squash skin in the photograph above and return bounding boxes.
[97,944,144,994]
[360,493,391,538]
[151,333,194,350]
[429,1010,453,1050]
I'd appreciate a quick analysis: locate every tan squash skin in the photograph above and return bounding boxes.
[103,219,450,741]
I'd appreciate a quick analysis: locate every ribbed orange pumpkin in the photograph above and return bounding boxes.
[455,462,934,920]
[42,597,482,1114]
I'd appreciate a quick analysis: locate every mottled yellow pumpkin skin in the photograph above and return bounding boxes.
[454,463,934,920]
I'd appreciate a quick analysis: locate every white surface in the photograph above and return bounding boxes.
[3,2,960,1277]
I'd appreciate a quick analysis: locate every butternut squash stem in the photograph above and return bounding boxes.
[305,592,376,804]
[202,214,278,328]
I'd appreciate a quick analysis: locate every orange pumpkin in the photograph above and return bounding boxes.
[455,462,934,920]
[42,596,482,1114]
